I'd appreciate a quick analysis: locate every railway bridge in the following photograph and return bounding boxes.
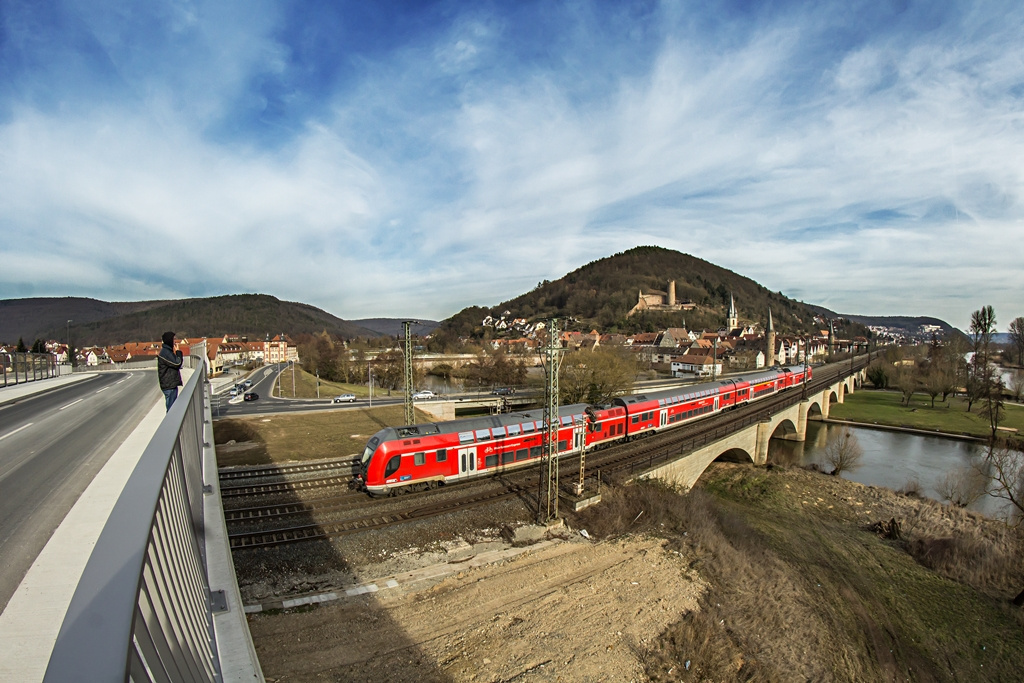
[637,368,865,491]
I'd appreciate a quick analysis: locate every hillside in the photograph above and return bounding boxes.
[439,246,862,339]
[349,319,440,338]
[1,295,381,347]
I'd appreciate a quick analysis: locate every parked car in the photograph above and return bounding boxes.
[243,392,259,402]
[411,390,436,400]
[491,387,515,396]
[332,394,357,403]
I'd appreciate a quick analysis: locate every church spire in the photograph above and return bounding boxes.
[727,293,738,331]
[766,308,776,367]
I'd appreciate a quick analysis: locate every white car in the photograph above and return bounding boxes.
[332,394,357,403]
[412,390,436,400]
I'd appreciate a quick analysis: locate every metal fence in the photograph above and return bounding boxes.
[43,359,246,682]
[1,352,59,387]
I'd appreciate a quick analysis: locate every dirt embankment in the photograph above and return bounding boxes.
[245,464,1024,682]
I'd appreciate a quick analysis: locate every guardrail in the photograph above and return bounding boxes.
[1,352,59,386]
[43,360,260,682]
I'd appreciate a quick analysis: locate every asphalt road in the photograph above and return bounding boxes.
[0,371,158,613]
[211,363,408,418]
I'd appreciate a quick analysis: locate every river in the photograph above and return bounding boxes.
[768,422,1011,518]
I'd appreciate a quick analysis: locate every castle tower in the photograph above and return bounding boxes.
[727,293,738,331]
[766,308,776,366]
[668,280,676,307]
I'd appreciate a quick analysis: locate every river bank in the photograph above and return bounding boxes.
[246,464,1024,681]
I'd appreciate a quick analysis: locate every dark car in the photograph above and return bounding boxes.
[243,392,259,401]
[491,387,515,396]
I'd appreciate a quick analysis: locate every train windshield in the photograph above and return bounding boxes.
[360,436,381,466]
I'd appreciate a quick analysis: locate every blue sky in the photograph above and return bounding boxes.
[2,1,1022,330]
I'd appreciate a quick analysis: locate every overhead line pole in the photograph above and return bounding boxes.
[540,318,565,524]
[403,321,416,425]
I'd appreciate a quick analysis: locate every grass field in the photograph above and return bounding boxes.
[272,364,373,400]
[830,389,1024,439]
[213,404,420,467]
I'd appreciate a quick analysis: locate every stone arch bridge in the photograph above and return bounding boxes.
[637,367,866,491]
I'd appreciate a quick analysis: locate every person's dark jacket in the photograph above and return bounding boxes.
[157,343,184,390]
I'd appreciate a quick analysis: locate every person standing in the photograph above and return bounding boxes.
[158,331,184,411]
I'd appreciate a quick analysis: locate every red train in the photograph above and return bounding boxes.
[353,364,811,496]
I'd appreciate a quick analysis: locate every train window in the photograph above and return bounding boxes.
[492,426,507,438]
[436,449,448,462]
[458,431,473,444]
[475,429,491,441]
[484,454,498,467]
[516,448,529,461]
[631,415,639,424]
[530,446,543,458]
[414,452,425,466]
[558,440,568,451]
[384,456,401,477]
[507,424,521,436]
[522,422,535,433]
[561,416,572,426]
[502,451,515,464]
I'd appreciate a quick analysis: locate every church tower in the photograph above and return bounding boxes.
[766,308,776,366]
[727,293,738,332]
[828,319,835,357]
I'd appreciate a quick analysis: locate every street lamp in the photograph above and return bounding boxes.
[66,320,72,366]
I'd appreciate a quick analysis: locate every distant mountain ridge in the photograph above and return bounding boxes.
[0,295,381,347]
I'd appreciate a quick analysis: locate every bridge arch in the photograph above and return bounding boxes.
[714,447,754,464]
[769,418,799,440]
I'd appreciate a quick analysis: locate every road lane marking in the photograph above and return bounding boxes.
[59,399,83,411]
[0,423,33,441]
[96,387,109,394]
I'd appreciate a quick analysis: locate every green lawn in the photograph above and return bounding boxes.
[274,364,372,399]
[829,389,1024,439]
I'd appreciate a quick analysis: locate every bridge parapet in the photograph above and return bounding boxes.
[638,366,865,490]
[43,362,262,682]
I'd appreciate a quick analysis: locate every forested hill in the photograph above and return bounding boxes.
[440,246,859,339]
[1,294,380,347]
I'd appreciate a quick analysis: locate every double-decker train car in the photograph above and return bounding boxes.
[354,364,811,496]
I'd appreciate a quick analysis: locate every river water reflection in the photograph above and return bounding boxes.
[768,422,1006,517]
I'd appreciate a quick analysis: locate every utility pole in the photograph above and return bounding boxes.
[403,321,416,425]
[66,320,72,368]
[539,319,565,523]
[712,337,718,380]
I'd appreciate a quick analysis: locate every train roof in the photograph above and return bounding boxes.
[614,366,806,407]
[376,402,593,442]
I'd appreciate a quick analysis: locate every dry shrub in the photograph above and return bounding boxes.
[644,603,771,682]
[898,478,922,498]
[901,504,1024,596]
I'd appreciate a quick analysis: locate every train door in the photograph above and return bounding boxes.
[660,409,667,428]
[458,447,477,477]
[714,396,720,411]
[574,424,585,452]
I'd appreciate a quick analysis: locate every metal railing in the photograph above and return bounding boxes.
[1,352,59,386]
[43,360,246,682]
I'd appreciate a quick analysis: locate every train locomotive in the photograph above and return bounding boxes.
[353,364,810,497]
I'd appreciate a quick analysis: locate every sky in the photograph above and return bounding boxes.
[1,1,1022,330]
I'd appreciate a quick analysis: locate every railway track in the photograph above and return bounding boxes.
[223,356,871,548]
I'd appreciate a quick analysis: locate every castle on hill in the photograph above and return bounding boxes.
[627,280,696,316]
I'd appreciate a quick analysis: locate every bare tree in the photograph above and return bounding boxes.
[820,427,864,476]
[1009,316,1024,366]
[935,465,987,508]
[1009,371,1024,403]
[892,364,918,406]
[976,440,1024,606]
